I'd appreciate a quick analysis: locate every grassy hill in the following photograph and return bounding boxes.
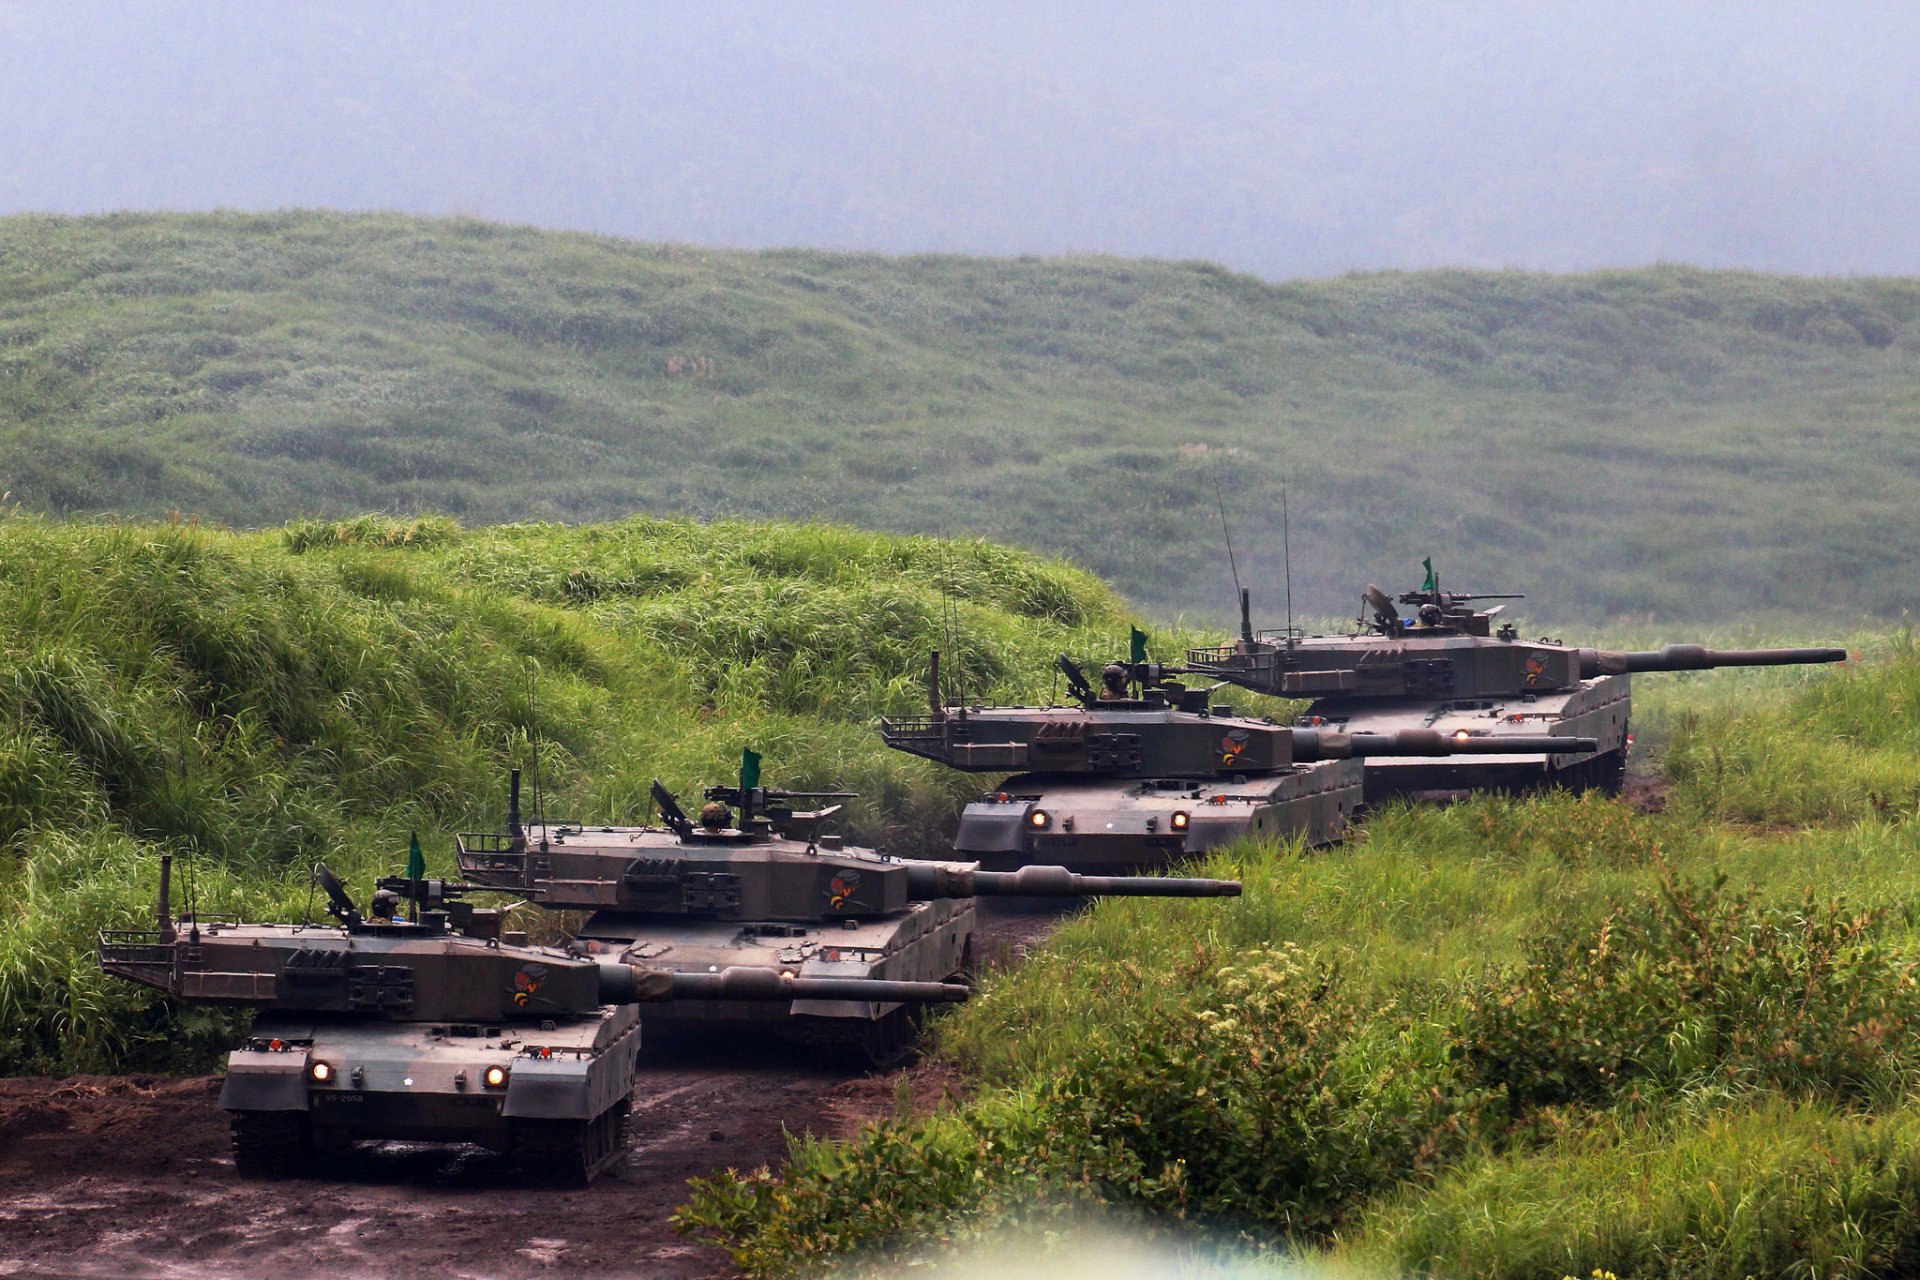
[2,211,1917,624]
[0,513,1133,1075]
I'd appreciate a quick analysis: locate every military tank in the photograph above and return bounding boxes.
[455,767,1241,1065]
[97,853,966,1182]
[878,649,1597,871]
[1184,565,1848,799]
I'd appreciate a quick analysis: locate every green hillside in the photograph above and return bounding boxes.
[0,513,1131,1075]
[3,211,1916,623]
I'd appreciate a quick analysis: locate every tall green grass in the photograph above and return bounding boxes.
[679,642,1920,1277]
[0,512,1141,1073]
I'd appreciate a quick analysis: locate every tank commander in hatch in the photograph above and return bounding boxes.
[698,800,732,831]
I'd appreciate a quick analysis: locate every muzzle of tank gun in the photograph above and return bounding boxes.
[904,862,1241,899]
[1291,729,1601,759]
[599,963,969,1005]
[1576,645,1849,678]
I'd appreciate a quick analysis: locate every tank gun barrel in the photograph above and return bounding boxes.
[1291,728,1599,760]
[903,862,1241,899]
[597,963,969,1005]
[1576,644,1848,678]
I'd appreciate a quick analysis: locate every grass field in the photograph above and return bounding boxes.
[3,210,1918,623]
[0,508,1907,1275]
[676,632,1920,1278]
[0,512,1146,1075]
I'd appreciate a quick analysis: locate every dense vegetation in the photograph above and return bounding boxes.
[677,636,1920,1278]
[4,211,1920,621]
[0,512,1135,1075]
[1,505,1912,1275]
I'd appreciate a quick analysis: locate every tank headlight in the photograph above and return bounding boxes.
[308,1060,333,1084]
[1170,810,1190,831]
[1027,809,1050,830]
[1453,730,1472,742]
[483,1064,509,1089]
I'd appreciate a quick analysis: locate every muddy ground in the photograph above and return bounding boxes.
[0,903,1059,1280]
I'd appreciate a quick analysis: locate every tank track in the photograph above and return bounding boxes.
[1551,725,1629,797]
[230,1111,313,1178]
[792,1002,924,1069]
[513,1100,630,1186]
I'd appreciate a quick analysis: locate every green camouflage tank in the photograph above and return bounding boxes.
[98,856,965,1181]
[879,651,1596,871]
[457,769,1240,1065]
[1185,568,1846,799]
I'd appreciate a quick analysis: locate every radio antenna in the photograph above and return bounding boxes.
[1281,477,1295,648]
[527,665,549,853]
[935,531,966,708]
[1212,467,1243,607]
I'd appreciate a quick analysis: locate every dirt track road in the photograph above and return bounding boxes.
[0,1042,953,1280]
[0,902,1056,1280]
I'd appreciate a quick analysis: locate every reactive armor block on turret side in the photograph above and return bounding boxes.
[456,773,1239,1062]
[1184,572,1847,799]
[878,669,1596,871]
[98,859,965,1180]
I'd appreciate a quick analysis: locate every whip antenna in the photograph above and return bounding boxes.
[1282,478,1295,648]
[527,665,549,853]
[1212,467,1243,608]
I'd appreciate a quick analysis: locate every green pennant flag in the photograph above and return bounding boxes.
[1129,626,1148,665]
[740,747,762,792]
[1421,557,1438,594]
[405,831,426,881]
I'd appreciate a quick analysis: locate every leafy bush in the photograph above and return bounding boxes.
[681,945,1481,1274]
[686,804,1920,1276]
[1453,876,1920,1115]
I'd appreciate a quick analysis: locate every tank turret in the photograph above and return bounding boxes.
[455,768,1240,1062]
[1183,563,1848,798]
[97,855,964,1182]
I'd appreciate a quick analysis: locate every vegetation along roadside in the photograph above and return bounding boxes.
[677,630,1920,1278]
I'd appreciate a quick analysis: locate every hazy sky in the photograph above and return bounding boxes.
[3,1,1917,279]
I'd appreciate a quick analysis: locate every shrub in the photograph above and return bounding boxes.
[1452,875,1920,1115]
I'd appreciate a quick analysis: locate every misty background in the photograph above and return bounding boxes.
[4,0,1919,280]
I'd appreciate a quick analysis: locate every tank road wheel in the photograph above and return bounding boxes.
[230,1111,313,1178]
[514,1101,630,1186]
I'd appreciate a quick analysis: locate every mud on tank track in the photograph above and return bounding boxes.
[0,903,1053,1280]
